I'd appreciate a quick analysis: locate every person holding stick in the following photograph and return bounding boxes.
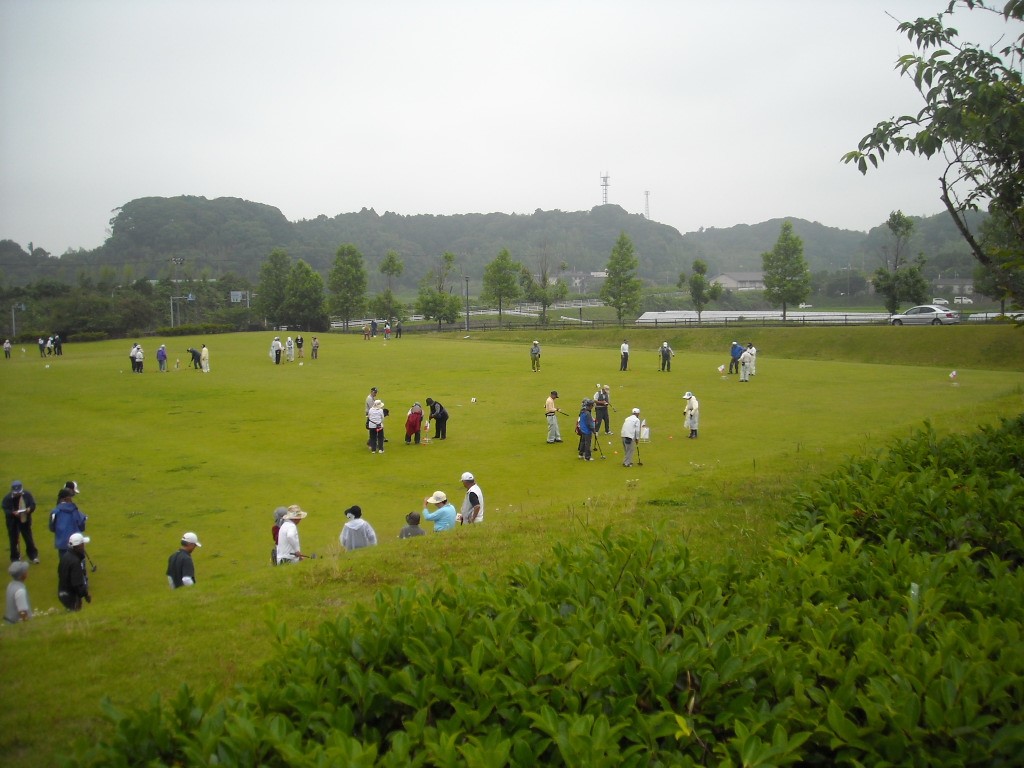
[57,532,91,610]
[545,390,565,444]
[593,384,612,434]
[621,407,643,467]
[276,506,310,564]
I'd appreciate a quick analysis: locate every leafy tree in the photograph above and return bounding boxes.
[416,252,463,329]
[843,0,1024,306]
[762,220,811,319]
[369,290,405,322]
[974,211,1024,311]
[327,244,367,330]
[518,253,568,325]
[282,259,327,330]
[600,232,643,323]
[874,211,929,313]
[255,249,291,326]
[677,259,722,321]
[481,248,523,322]
[379,250,404,318]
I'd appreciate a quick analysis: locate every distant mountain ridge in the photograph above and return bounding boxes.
[0,196,982,289]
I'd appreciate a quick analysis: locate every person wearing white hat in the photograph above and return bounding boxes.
[659,341,675,372]
[620,408,643,467]
[729,341,743,374]
[367,399,386,453]
[683,392,700,438]
[57,532,91,610]
[167,532,202,588]
[276,505,309,563]
[421,491,457,532]
[593,384,612,435]
[270,336,283,364]
[459,472,484,524]
[530,340,541,372]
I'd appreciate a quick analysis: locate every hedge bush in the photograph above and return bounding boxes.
[72,417,1024,767]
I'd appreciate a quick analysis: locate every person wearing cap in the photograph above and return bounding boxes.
[425,398,449,440]
[660,341,675,372]
[311,336,319,359]
[3,481,39,564]
[729,341,743,374]
[620,339,630,371]
[134,344,145,373]
[683,391,700,438]
[459,472,484,524]
[4,561,32,623]
[577,399,596,461]
[621,407,643,467]
[405,402,424,445]
[746,342,757,376]
[295,334,304,358]
[157,344,168,372]
[398,511,425,539]
[270,336,283,364]
[187,346,202,370]
[739,344,754,382]
[340,506,378,551]
[3,339,11,359]
[57,532,91,610]
[367,398,386,453]
[530,340,541,372]
[545,391,563,444]
[365,387,379,415]
[593,384,612,435]
[49,487,87,557]
[285,336,295,362]
[276,505,309,564]
[167,532,202,588]
[421,491,457,532]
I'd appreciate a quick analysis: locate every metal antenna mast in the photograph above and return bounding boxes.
[644,190,650,220]
[600,172,610,204]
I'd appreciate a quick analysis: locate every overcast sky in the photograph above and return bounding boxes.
[0,1,1015,256]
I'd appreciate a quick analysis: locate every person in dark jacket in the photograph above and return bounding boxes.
[49,487,87,556]
[425,398,449,439]
[3,480,39,564]
[167,532,201,588]
[57,533,91,610]
[577,399,597,461]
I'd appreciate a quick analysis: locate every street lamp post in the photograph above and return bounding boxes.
[464,275,470,331]
[11,302,25,337]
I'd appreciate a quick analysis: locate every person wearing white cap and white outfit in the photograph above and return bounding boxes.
[57,532,91,610]
[620,408,643,467]
[421,491,457,532]
[276,505,309,564]
[367,399,386,453]
[459,472,484,524]
[683,392,700,438]
[167,532,202,588]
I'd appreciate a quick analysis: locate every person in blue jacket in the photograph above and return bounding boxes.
[421,491,457,532]
[49,487,87,556]
[728,340,743,374]
[577,399,597,461]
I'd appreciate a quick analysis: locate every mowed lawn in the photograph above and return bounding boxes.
[1,326,1023,767]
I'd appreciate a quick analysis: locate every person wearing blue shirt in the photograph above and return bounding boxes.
[728,341,743,374]
[49,487,87,556]
[422,491,457,532]
[577,399,597,461]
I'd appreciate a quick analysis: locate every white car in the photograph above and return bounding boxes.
[798,303,813,309]
[953,296,974,304]
[890,305,961,325]
[932,298,949,305]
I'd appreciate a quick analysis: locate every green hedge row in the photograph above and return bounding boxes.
[73,417,1024,767]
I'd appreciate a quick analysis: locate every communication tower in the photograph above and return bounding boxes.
[600,172,610,205]
[644,191,650,220]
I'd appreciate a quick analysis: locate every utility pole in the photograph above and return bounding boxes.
[464,275,470,331]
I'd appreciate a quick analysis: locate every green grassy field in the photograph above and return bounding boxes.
[1,325,1023,766]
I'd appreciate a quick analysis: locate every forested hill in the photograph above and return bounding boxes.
[0,195,980,289]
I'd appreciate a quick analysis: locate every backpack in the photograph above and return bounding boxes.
[574,417,582,436]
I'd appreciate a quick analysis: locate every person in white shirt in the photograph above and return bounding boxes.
[340,506,377,551]
[276,506,308,564]
[459,472,484,524]
[619,339,630,371]
[739,347,753,382]
[620,408,642,467]
[747,343,757,376]
[683,392,700,439]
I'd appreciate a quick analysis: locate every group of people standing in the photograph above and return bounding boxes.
[364,387,450,452]
[269,335,318,364]
[728,341,757,381]
[36,335,63,357]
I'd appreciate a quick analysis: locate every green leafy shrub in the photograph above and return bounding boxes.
[71,418,1024,767]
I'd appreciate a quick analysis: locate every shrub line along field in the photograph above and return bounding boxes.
[1,326,1022,766]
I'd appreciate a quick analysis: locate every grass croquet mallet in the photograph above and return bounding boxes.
[592,430,607,459]
[85,550,98,573]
